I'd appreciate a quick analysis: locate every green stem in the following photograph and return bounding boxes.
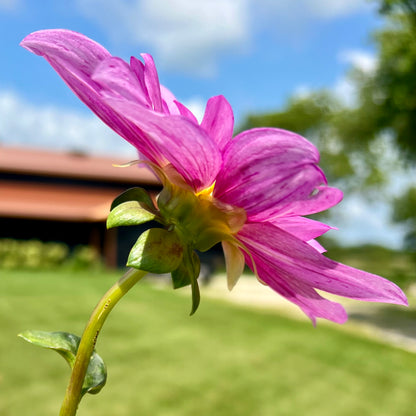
[59,268,147,416]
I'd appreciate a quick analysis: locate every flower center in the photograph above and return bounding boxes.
[195,182,216,198]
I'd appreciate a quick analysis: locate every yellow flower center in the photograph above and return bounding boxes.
[195,181,216,198]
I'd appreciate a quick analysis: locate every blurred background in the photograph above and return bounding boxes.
[1,1,416,415]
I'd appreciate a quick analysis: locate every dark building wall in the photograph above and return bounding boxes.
[0,217,95,245]
[0,167,162,268]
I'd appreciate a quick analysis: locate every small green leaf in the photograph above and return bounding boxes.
[171,247,201,315]
[171,262,191,289]
[171,249,200,289]
[190,278,201,316]
[84,351,107,395]
[127,228,184,274]
[18,330,107,396]
[111,187,156,212]
[188,252,201,315]
[107,201,156,229]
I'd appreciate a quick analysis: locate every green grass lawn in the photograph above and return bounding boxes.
[1,269,416,416]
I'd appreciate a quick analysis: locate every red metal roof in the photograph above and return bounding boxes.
[0,146,160,185]
[0,180,124,222]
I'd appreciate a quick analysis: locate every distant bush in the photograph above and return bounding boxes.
[63,245,103,271]
[0,239,102,271]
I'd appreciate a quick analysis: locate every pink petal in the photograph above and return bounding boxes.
[272,216,333,253]
[130,57,188,119]
[141,53,163,112]
[200,95,234,153]
[20,30,151,151]
[306,239,327,253]
[158,85,199,123]
[21,29,110,84]
[214,128,339,219]
[237,222,407,323]
[130,56,148,97]
[244,251,348,324]
[92,56,150,106]
[272,186,343,218]
[104,97,222,190]
[21,29,204,179]
[173,100,199,124]
[270,216,333,241]
[159,85,181,116]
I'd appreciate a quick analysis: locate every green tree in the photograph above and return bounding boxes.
[393,187,416,250]
[240,0,416,246]
[358,0,416,160]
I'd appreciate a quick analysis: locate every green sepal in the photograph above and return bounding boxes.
[194,228,231,252]
[107,201,156,229]
[189,255,201,316]
[18,330,106,396]
[171,249,200,289]
[110,187,156,212]
[171,247,201,315]
[127,228,184,274]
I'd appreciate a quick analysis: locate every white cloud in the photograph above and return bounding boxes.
[294,76,358,108]
[251,0,373,43]
[0,90,136,157]
[338,49,378,73]
[302,0,371,19]
[181,96,206,122]
[293,85,313,100]
[75,0,372,75]
[255,0,370,20]
[333,77,357,107]
[76,0,250,76]
[332,50,377,106]
[331,195,406,249]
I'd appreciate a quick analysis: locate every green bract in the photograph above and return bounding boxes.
[107,187,159,229]
[107,201,156,229]
[127,228,184,274]
[107,182,245,314]
[171,247,201,314]
[110,187,156,212]
[157,182,243,251]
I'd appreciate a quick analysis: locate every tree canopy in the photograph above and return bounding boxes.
[239,0,416,247]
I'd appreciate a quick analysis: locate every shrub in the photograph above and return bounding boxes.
[0,239,102,271]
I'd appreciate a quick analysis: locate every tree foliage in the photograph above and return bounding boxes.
[240,0,416,246]
[242,0,416,164]
[362,0,416,160]
[393,187,416,250]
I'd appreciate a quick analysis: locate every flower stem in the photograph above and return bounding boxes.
[59,268,147,416]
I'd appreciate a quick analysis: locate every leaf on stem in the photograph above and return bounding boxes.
[171,249,200,289]
[171,247,201,314]
[18,330,107,396]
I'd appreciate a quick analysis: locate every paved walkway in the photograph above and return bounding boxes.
[201,274,416,353]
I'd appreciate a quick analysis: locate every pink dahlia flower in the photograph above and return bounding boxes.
[21,29,407,324]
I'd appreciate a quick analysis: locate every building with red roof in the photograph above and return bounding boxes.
[0,146,161,267]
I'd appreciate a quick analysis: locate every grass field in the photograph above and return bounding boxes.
[1,269,416,416]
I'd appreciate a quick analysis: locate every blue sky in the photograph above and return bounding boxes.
[1,0,381,151]
[1,0,383,128]
[0,0,408,248]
